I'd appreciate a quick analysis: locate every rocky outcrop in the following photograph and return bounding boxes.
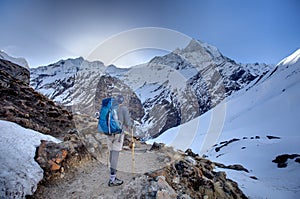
[0,66,75,139]
[272,154,300,168]
[72,113,105,160]
[116,148,247,199]
[0,58,30,85]
[35,130,92,179]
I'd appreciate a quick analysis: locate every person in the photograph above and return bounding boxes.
[106,94,133,187]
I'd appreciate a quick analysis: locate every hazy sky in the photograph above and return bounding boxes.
[0,0,299,68]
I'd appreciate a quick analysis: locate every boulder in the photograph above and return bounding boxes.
[35,131,92,179]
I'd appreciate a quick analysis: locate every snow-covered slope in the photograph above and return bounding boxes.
[149,49,300,198]
[0,120,60,198]
[0,50,29,69]
[30,57,106,107]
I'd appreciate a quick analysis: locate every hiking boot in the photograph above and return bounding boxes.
[108,177,123,187]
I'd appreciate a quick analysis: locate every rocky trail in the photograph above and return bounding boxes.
[30,138,175,199]
[31,139,248,198]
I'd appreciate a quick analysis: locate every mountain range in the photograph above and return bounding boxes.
[30,39,273,138]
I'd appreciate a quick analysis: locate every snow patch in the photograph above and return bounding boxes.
[0,120,60,198]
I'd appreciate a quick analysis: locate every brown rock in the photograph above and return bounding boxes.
[157,176,177,198]
[35,132,92,179]
[0,68,76,139]
[145,151,248,199]
[48,160,61,171]
[54,150,68,164]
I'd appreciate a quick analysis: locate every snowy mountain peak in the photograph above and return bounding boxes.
[148,39,224,72]
[172,39,223,68]
[278,48,300,66]
[30,57,109,107]
[0,50,29,69]
[181,39,222,57]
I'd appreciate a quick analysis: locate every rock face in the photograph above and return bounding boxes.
[72,113,105,160]
[0,61,75,139]
[94,75,144,122]
[116,149,248,199]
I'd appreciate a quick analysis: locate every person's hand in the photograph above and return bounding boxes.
[123,131,130,136]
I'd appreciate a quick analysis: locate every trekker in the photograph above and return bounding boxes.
[106,94,133,187]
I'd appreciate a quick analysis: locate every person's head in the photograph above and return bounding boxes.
[116,94,124,104]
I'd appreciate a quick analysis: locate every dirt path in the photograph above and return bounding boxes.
[31,142,173,199]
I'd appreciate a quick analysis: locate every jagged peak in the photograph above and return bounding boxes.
[169,39,224,68]
[139,39,226,70]
[183,39,205,51]
[148,52,183,64]
[178,39,222,58]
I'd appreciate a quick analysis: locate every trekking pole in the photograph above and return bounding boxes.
[131,127,135,174]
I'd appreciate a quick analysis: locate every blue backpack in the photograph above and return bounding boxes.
[98,98,122,134]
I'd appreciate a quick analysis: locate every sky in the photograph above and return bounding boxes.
[0,0,299,68]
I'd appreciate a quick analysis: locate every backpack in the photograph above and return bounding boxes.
[98,97,122,134]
